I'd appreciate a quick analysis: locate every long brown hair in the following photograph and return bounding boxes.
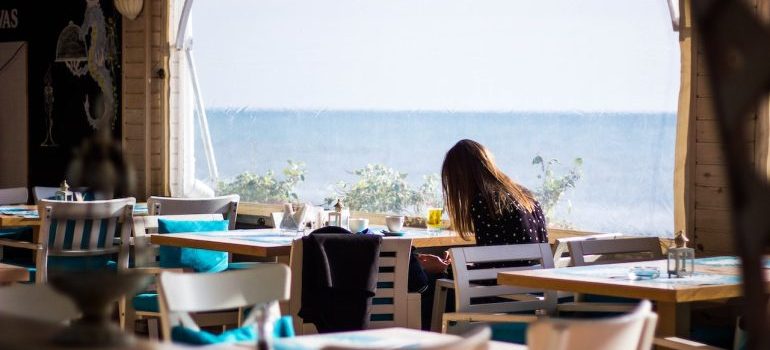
[441,139,536,239]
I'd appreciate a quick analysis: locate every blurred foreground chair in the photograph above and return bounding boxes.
[0,198,134,283]
[125,213,235,338]
[158,265,292,345]
[0,283,79,323]
[527,300,657,350]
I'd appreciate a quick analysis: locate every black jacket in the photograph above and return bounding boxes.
[298,232,382,332]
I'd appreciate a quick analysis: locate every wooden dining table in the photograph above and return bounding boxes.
[498,256,767,338]
[0,203,149,241]
[150,227,475,263]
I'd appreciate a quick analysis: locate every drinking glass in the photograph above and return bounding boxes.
[426,207,443,233]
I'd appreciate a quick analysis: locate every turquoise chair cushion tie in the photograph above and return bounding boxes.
[171,315,295,345]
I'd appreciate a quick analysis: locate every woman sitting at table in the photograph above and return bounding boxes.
[413,139,549,329]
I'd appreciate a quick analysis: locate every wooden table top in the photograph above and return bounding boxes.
[0,205,41,228]
[150,228,474,258]
[498,257,766,303]
[273,327,525,350]
[0,203,149,229]
[0,263,29,284]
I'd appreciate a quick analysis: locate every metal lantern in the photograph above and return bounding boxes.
[55,180,74,201]
[328,199,344,227]
[667,231,695,278]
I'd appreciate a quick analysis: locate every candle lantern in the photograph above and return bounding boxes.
[55,180,74,201]
[328,199,344,227]
[667,230,695,278]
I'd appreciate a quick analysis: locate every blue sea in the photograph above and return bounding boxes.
[198,109,676,237]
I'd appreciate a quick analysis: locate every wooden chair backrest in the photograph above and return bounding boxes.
[147,195,239,230]
[158,265,290,335]
[368,238,412,329]
[527,300,657,350]
[289,237,413,333]
[568,237,663,267]
[449,243,557,314]
[552,233,624,268]
[0,283,80,323]
[38,198,134,259]
[0,187,28,205]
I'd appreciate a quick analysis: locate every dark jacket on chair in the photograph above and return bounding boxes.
[298,232,382,332]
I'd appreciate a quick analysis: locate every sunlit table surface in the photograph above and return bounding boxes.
[0,203,149,229]
[498,256,770,337]
[150,227,475,260]
[218,327,525,350]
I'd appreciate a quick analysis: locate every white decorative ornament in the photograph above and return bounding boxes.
[114,0,144,20]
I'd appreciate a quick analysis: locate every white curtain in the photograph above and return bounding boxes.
[168,0,214,198]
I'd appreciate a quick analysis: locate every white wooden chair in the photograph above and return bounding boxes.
[147,195,239,230]
[526,300,658,350]
[368,239,422,330]
[0,187,28,205]
[559,237,664,314]
[568,237,663,267]
[440,243,557,334]
[0,283,79,323]
[0,198,135,283]
[551,233,624,268]
[289,237,421,334]
[157,265,291,342]
[125,213,230,338]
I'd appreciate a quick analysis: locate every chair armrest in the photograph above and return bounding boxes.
[653,337,726,350]
[0,238,43,250]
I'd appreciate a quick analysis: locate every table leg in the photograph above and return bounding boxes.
[656,302,691,337]
[277,255,291,315]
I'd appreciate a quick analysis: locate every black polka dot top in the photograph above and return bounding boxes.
[470,192,548,246]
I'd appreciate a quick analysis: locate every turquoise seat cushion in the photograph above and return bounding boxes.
[132,292,160,312]
[171,315,295,345]
[157,219,229,273]
[490,322,528,344]
[7,255,114,283]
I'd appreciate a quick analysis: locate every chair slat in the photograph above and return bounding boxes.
[104,217,118,249]
[378,272,395,282]
[375,289,395,298]
[71,219,85,250]
[89,219,102,249]
[467,266,542,281]
[371,304,395,314]
[461,244,548,264]
[378,257,396,267]
[52,219,67,251]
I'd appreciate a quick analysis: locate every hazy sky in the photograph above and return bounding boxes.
[191,0,680,112]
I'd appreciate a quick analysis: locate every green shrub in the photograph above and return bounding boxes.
[531,155,583,228]
[217,160,305,203]
[326,164,441,215]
